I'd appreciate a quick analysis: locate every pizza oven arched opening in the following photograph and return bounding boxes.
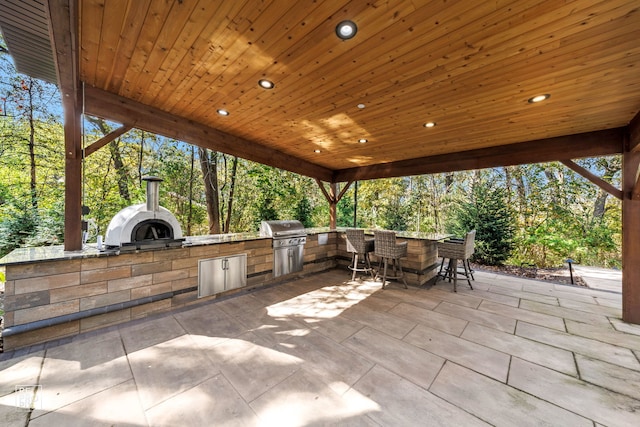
[132,219,174,242]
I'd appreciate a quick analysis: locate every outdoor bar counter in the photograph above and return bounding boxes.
[0,228,446,350]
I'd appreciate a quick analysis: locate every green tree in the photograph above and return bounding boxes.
[449,174,516,265]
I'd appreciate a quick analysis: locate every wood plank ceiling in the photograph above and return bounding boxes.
[39,1,640,181]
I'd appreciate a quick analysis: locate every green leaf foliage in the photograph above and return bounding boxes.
[448,175,516,265]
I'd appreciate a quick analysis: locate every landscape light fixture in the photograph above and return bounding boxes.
[336,20,357,40]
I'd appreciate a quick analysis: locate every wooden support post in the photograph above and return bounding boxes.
[47,0,83,250]
[622,142,640,324]
[315,179,353,229]
[63,93,83,251]
[329,182,337,229]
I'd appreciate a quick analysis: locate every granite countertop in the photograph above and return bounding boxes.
[0,244,114,265]
[335,228,452,241]
[0,229,337,265]
[183,231,266,246]
[0,228,447,265]
[0,231,270,265]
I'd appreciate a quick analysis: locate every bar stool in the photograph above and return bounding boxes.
[374,230,408,289]
[436,230,476,292]
[345,229,375,281]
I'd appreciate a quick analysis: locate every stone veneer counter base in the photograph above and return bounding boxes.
[0,229,446,350]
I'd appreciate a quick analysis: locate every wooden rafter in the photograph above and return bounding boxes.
[560,160,623,200]
[83,124,133,157]
[336,180,354,202]
[315,179,353,203]
[315,178,332,203]
[333,128,624,182]
[83,86,333,182]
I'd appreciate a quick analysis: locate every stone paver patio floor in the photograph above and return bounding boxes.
[1,269,639,426]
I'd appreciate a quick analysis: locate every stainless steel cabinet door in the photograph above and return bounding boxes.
[289,245,304,273]
[225,254,247,290]
[273,246,288,277]
[198,257,225,297]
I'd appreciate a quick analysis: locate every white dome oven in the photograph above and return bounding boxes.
[105,176,184,251]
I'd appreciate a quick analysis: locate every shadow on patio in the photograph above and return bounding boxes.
[1,269,639,426]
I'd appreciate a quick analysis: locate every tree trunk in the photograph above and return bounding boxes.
[512,165,528,225]
[592,158,621,221]
[444,172,454,193]
[86,116,130,203]
[27,78,37,208]
[110,140,130,203]
[199,147,221,234]
[187,145,195,235]
[544,167,559,206]
[224,156,238,233]
[138,130,145,185]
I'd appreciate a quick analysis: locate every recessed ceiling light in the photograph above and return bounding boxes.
[217,109,229,116]
[528,94,550,103]
[314,149,321,153]
[424,122,436,128]
[358,138,368,143]
[258,79,275,89]
[357,103,366,109]
[336,20,357,40]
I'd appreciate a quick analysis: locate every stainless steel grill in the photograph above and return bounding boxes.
[260,220,307,277]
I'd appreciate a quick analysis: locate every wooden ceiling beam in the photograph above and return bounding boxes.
[82,85,333,182]
[333,128,625,182]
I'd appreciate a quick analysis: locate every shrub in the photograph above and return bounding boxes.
[448,181,515,265]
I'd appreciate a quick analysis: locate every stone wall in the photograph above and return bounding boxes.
[1,230,443,350]
[2,232,338,350]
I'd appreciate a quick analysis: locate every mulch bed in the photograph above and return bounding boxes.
[472,263,587,287]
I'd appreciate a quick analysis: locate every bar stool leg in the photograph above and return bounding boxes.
[462,259,473,289]
[433,257,446,285]
[351,253,359,281]
[452,258,458,292]
[444,258,454,282]
[466,259,475,280]
[397,258,408,289]
[365,253,375,279]
[381,258,389,289]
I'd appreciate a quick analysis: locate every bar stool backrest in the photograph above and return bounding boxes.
[374,230,407,258]
[464,229,476,259]
[346,229,367,253]
[437,229,476,259]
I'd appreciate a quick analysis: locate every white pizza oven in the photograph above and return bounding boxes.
[105,176,184,251]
